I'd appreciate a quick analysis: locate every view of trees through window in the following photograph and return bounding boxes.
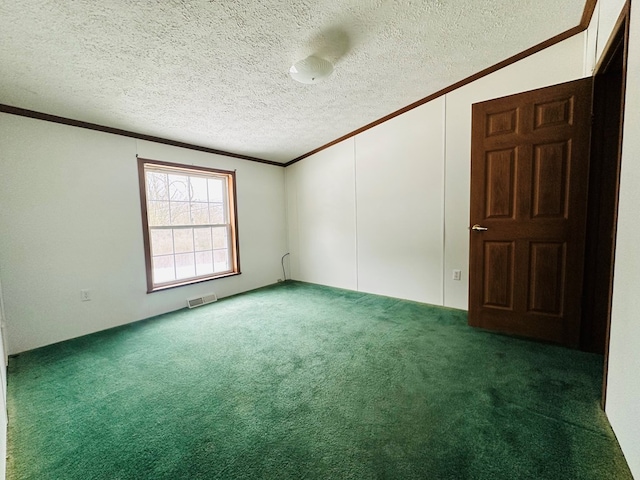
[139,159,239,290]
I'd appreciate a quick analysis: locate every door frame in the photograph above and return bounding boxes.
[589,1,630,409]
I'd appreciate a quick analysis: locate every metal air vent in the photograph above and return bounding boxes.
[187,293,217,309]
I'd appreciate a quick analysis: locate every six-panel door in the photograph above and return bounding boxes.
[468,78,593,347]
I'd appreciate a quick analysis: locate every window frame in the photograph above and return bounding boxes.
[137,157,241,293]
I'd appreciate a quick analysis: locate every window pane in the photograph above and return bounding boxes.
[209,203,225,224]
[147,201,170,226]
[196,251,214,276]
[194,227,212,251]
[175,253,196,280]
[208,178,224,203]
[212,227,228,249]
[173,228,194,253]
[150,229,173,256]
[213,249,229,272]
[190,202,209,224]
[146,172,169,201]
[168,174,189,202]
[170,202,190,225]
[153,255,175,283]
[142,161,238,290]
[190,176,208,202]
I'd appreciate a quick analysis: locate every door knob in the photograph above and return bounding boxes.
[471,224,488,231]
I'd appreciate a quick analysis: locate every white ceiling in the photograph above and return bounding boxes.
[0,0,586,164]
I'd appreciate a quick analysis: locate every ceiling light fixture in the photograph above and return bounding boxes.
[289,56,334,84]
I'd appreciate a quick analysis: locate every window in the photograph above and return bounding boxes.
[137,158,240,292]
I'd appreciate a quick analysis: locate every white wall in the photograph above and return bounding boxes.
[596,0,629,61]
[285,139,357,290]
[602,0,640,476]
[355,100,445,304]
[286,33,587,308]
[0,276,7,480]
[286,99,446,304]
[0,115,287,354]
[584,4,601,76]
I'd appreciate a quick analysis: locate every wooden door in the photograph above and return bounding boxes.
[468,78,593,347]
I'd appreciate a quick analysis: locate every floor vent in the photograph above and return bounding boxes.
[187,293,217,309]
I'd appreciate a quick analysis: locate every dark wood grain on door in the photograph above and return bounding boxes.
[469,78,592,347]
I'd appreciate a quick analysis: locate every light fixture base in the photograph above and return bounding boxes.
[289,56,334,84]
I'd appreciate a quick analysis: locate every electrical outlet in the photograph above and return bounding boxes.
[80,289,91,301]
[452,270,462,281]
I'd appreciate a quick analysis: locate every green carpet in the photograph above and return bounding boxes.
[7,281,632,479]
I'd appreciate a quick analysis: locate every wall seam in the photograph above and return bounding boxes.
[595,0,602,66]
[282,166,290,279]
[295,178,300,281]
[442,96,448,307]
[354,138,360,292]
[583,14,591,76]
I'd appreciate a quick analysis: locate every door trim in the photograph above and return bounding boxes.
[594,1,630,410]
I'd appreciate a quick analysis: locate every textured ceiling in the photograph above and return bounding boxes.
[0,0,586,163]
